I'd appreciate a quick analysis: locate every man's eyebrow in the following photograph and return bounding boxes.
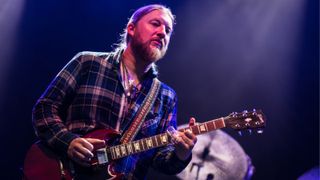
[150,18,173,29]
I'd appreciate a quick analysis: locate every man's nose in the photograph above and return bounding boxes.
[156,25,166,38]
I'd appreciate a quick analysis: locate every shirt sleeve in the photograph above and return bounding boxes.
[32,52,84,156]
[151,94,192,175]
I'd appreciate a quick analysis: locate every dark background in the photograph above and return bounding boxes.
[0,0,318,179]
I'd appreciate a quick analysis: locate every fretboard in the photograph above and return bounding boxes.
[108,117,226,160]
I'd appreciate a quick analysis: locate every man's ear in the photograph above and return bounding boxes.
[127,23,135,37]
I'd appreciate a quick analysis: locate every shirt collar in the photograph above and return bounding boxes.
[112,48,158,79]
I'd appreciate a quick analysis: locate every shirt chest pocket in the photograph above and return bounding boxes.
[139,113,161,136]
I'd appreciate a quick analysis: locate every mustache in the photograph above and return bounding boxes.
[150,38,164,49]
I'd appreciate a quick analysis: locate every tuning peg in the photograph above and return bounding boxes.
[238,131,243,136]
[242,110,248,116]
[229,112,237,117]
[252,109,257,115]
[234,124,241,129]
[256,129,264,134]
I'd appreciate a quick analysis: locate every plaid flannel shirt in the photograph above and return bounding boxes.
[32,50,191,179]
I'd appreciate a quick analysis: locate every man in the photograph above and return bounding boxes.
[33,4,197,179]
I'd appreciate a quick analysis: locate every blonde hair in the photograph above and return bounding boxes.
[115,4,175,51]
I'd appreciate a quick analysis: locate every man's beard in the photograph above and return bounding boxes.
[131,35,167,63]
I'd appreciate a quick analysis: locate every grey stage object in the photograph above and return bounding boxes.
[176,124,253,180]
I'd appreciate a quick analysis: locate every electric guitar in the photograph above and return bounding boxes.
[23,109,266,180]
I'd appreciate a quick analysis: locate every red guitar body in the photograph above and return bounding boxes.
[23,129,123,180]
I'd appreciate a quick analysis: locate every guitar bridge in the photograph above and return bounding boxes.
[96,148,109,164]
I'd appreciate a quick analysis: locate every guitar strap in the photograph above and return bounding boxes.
[120,78,161,144]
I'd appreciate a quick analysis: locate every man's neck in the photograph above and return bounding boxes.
[121,46,152,82]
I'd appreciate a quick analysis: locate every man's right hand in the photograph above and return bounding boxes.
[67,138,105,167]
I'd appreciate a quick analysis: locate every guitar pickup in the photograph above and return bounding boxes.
[96,148,109,164]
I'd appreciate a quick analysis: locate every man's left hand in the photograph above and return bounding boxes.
[173,117,198,161]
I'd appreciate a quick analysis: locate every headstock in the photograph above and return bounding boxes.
[224,109,266,134]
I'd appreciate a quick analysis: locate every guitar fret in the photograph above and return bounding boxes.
[114,146,121,158]
[157,134,162,145]
[133,141,141,152]
[204,122,209,132]
[198,123,207,133]
[110,147,115,159]
[159,134,168,145]
[108,147,112,159]
[213,120,218,129]
[213,121,217,130]
[156,135,162,146]
[146,138,153,149]
[113,147,117,159]
[144,139,148,150]
[141,140,145,150]
[120,145,127,156]
[126,143,133,155]
[196,125,201,134]
[191,126,200,135]
[139,140,145,151]
[215,118,226,128]
[206,121,216,131]
[152,136,158,147]
[133,142,138,154]
[144,139,149,149]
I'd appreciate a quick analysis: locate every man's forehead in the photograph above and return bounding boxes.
[141,9,173,28]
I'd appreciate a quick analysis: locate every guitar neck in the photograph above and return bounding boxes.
[178,117,226,135]
[108,117,226,160]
